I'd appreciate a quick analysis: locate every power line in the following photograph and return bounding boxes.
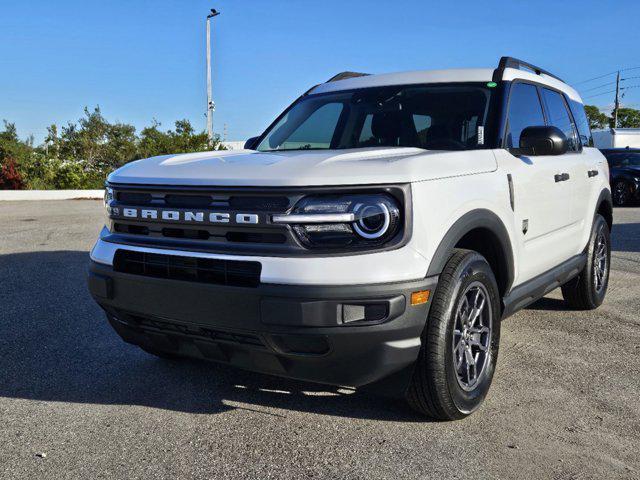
[581,80,618,92]
[584,89,616,99]
[573,66,640,86]
[574,71,618,86]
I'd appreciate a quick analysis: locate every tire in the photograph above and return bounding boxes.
[561,214,610,310]
[406,249,501,420]
[139,346,183,360]
[612,180,632,206]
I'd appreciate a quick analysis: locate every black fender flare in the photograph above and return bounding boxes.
[595,188,613,229]
[426,209,515,294]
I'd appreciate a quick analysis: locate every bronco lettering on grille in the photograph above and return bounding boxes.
[110,207,260,225]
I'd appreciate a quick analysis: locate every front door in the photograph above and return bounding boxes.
[497,82,580,284]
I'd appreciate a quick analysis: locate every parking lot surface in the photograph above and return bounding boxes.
[0,200,639,480]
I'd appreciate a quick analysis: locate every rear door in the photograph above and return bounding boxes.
[539,88,588,229]
[568,98,610,219]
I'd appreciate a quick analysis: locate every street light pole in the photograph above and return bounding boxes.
[206,9,220,148]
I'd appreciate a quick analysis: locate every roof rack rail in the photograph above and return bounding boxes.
[326,71,370,83]
[492,56,564,83]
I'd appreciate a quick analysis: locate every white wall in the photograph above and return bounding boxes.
[612,133,640,149]
[592,129,640,149]
[0,190,104,201]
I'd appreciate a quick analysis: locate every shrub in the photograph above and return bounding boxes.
[0,157,25,190]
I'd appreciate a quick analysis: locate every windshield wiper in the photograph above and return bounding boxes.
[259,147,329,152]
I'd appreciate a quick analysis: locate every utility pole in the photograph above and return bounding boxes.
[206,9,220,148]
[613,70,620,129]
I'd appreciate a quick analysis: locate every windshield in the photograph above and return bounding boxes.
[257,83,493,152]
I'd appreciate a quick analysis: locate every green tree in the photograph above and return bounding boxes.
[138,120,173,158]
[614,107,640,128]
[584,105,610,130]
[57,107,137,171]
[1,109,225,190]
[0,121,33,163]
[138,119,222,158]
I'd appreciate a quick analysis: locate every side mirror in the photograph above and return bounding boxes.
[518,126,568,156]
[244,136,260,150]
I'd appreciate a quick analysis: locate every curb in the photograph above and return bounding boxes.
[0,190,105,201]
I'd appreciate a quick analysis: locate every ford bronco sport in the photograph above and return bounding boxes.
[88,57,612,420]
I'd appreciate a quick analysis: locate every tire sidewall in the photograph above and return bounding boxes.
[584,215,611,307]
[439,253,501,415]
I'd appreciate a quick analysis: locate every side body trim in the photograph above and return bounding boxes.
[502,253,586,319]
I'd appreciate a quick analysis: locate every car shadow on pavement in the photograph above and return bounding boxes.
[0,250,425,422]
[611,222,640,253]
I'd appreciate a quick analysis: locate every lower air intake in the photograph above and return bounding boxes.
[113,250,261,287]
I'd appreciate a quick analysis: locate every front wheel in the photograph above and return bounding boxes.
[561,214,611,310]
[406,249,501,420]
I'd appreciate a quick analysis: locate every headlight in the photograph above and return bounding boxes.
[104,186,114,208]
[273,194,402,249]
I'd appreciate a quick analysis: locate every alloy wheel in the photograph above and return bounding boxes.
[593,229,608,293]
[614,181,629,206]
[452,282,492,391]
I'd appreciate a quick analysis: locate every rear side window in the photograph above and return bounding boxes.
[568,99,594,147]
[541,88,579,151]
[506,83,545,148]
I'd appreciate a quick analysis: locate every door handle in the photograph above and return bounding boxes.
[588,169,599,178]
[554,173,570,182]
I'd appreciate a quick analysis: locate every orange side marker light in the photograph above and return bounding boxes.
[411,290,430,306]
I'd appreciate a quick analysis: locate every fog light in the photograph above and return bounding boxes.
[410,290,430,306]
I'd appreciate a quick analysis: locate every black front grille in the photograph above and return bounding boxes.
[115,189,290,212]
[113,250,261,287]
[108,186,297,252]
[228,196,290,211]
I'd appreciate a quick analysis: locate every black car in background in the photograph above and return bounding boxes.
[600,148,640,206]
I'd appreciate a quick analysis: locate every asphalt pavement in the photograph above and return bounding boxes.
[0,200,638,479]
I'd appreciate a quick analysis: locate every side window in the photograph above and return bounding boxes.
[506,83,546,148]
[541,88,579,151]
[569,99,594,147]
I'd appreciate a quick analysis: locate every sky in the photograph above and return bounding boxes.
[1,0,639,144]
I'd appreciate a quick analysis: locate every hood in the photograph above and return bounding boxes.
[107,147,497,187]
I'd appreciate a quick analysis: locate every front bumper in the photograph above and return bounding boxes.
[90,232,430,286]
[88,260,436,391]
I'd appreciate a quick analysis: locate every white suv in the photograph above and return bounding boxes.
[89,57,612,420]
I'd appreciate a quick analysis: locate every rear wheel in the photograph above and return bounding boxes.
[613,180,632,206]
[561,214,610,310]
[406,249,501,420]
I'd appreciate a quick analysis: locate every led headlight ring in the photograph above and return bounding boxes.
[353,202,391,239]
